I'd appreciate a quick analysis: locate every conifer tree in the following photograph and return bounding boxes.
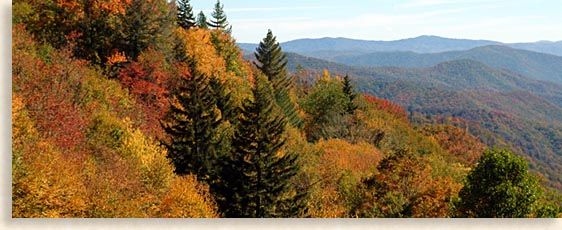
[217,75,306,217]
[209,75,236,125]
[176,0,196,30]
[161,61,222,181]
[208,0,232,33]
[196,11,209,29]
[342,74,358,114]
[254,30,302,127]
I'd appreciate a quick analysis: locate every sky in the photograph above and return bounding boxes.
[189,0,562,43]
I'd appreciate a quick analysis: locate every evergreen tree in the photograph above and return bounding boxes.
[176,0,196,30]
[209,75,236,125]
[254,30,302,127]
[119,0,175,61]
[457,149,543,217]
[196,11,209,29]
[342,74,358,114]
[161,61,222,181]
[217,75,306,217]
[208,0,232,33]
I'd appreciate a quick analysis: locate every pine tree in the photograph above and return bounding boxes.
[342,74,358,114]
[119,0,175,61]
[209,75,236,125]
[208,0,232,33]
[176,0,196,30]
[196,11,208,29]
[217,75,306,217]
[161,61,222,181]
[254,30,302,127]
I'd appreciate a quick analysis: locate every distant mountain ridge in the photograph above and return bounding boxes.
[325,45,562,84]
[238,35,562,56]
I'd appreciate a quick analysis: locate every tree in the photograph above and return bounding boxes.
[457,149,543,217]
[208,0,231,33]
[301,71,349,142]
[342,74,358,114]
[161,62,222,181]
[254,30,301,127]
[209,75,236,124]
[176,0,196,30]
[217,75,306,217]
[196,11,208,29]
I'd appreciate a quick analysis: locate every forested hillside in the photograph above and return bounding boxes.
[318,46,562,84]
[11,0,562,218]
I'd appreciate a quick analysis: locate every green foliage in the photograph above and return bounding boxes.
[208,0,231,33]
[457,149,543,217]
[254,30,302,128]
[118,0,175,61]
[176,0,196,30]
[161,62,223,180]
[196,11,209,29]
[301,72,349,142]
[342,75,358,114]
[216,75,306,217]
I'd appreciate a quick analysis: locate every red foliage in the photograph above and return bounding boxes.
[363,94,408,120]
[12,26,88,153]
[117,49,171,138]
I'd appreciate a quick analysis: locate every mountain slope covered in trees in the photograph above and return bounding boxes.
[320,46,562,84]
[11,0,562,218]
[276,53,562,191]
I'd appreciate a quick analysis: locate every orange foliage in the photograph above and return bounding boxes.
[310,139,383,217]
[421,124,486,167]
[317,139,383,176]
[363,94,408,121]
[12,25,88,153]
[117,48,171,138]
[355,149,462,217]
[157,176,219,218]
[12,94,90,217]
[175,27,227,77]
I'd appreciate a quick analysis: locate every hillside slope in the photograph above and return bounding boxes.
[323,45,562,84]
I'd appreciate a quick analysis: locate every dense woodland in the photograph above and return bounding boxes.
[11,0,562,217]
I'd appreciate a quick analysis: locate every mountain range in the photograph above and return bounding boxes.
[243,37,562,190]
[239,35,562,57]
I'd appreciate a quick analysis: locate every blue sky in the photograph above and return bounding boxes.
[190,0,562,43]
[186,0,562,43]
[191,0,562,43]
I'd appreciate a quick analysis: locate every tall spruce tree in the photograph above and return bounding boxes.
[196,11,209,29]
[176,0,196,30]
[217,75,306,217]
[209,75,236,125]
[208,0,232,33]
[254,30,302,127]
[342,74,358,114]
[161,61,222,181]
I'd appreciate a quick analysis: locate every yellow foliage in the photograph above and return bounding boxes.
[175,27,226,77]
[118,122,174,192]
[156,175,219,218]
[307,139,383,217]
[12,95,89,217]
[317,139,383,176]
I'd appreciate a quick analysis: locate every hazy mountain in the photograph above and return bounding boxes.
[239,35,562,57]
[324,45,562,84]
